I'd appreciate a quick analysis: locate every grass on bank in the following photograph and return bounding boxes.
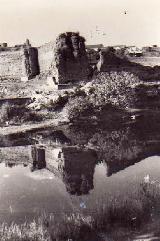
[0,220,50,241]
[0,178,159,241]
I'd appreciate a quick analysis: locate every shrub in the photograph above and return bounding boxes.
[38,95,68,111]
[87,71,141,109]
[66,71,141,121]
[65,96,95,121]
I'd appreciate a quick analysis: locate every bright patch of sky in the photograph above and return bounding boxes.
[0,0,160,47]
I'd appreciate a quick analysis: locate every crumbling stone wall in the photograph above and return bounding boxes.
[38,41,55,76]
[0,49,23,79]
[38,32,89,84]
[0,32,89,82]
[22,47,39,78]
[0,47,39,79]
[97,47,129,71]
[97,47,160,72]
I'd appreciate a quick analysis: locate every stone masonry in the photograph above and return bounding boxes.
[0,44,39,80]
[38,32,89,84]
[0,32,89,83]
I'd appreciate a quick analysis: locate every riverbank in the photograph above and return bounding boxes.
[0,119,60,136]
[0,177,158,241]
[1,71,160,137]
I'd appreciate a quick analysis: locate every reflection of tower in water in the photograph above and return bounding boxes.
[60,147,97,195]
[31,145,97,195]
[31,145,46,171]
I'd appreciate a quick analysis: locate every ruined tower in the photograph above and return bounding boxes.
[38,32,89,84]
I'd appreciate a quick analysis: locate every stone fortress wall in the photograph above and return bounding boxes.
[0,48,24,79]
[1,33,160,83]
[38,41,55,76]
[0,32,89,84]
[0,40,39,80]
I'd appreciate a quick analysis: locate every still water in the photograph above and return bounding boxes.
[1,117,160,240]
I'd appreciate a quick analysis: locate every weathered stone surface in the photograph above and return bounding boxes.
[38,42,55,77]
[0,49,23,79]
[47,76,58,89]
[0,47,39,79]
[97,47,126,71]
[0,32,89,83]
[38,32,89,84]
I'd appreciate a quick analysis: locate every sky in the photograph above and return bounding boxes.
[0,0,160,47]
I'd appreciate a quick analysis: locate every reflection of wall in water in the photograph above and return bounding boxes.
[102,131,160,176]
[61,147,97,195]
[0,146,31,164]
[34,146,97,195]
[88,128,160,176]
[4,144,97,196]
[31,146,46,171]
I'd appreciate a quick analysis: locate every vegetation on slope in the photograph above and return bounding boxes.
[65,71,141,121]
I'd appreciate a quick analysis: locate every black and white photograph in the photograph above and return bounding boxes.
[0,0,160,240]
